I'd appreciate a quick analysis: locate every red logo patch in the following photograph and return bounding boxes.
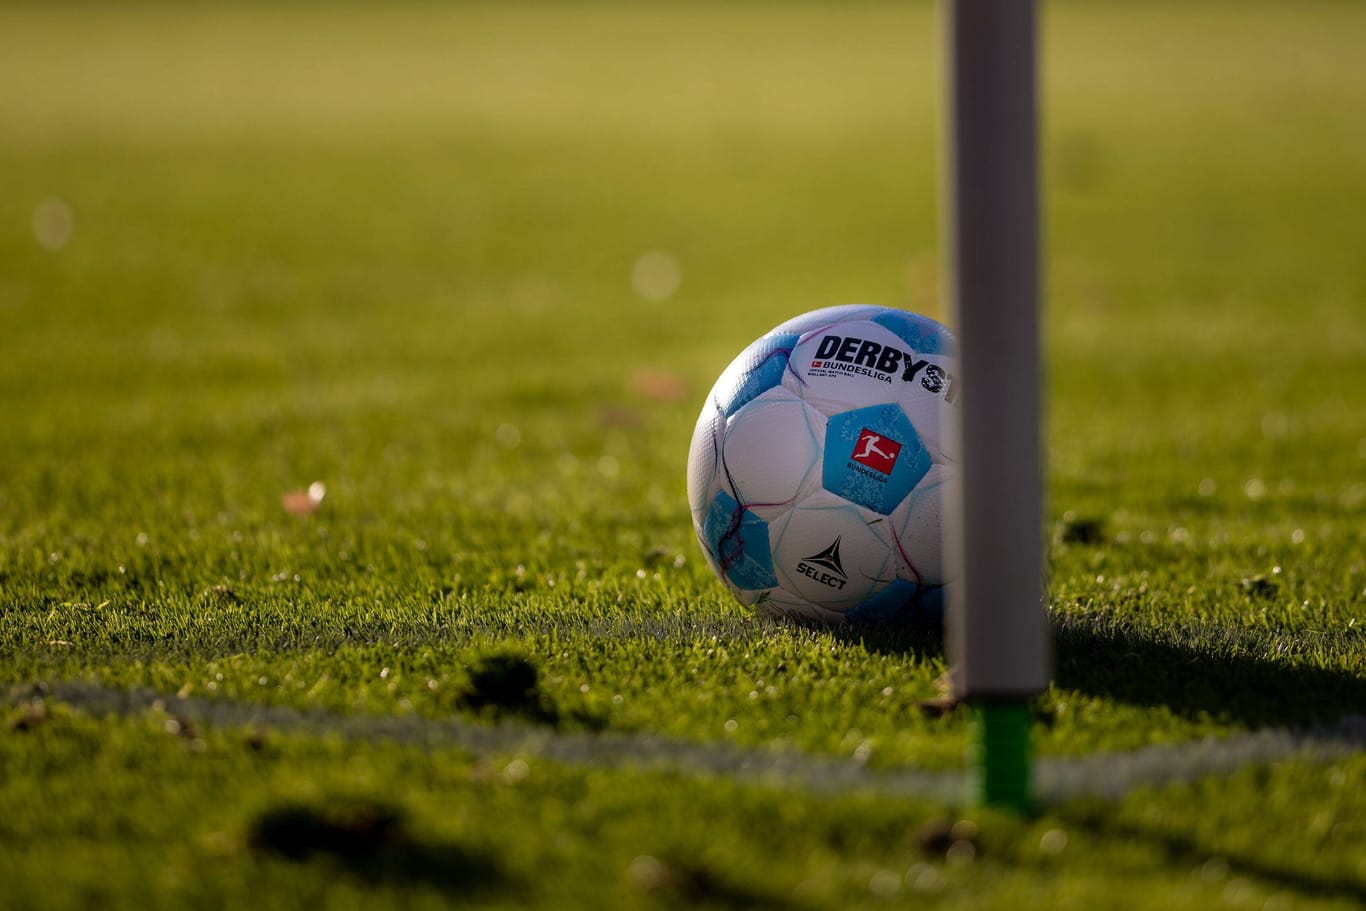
[850,428,901,474]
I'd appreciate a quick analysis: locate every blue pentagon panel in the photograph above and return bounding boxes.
[701,490,777,591]
[845,579,920,623]
[822,404,932,514]
[870,310,955,357]
[914,585,946,623]
[715,332,800,417]
[693,528,725,583]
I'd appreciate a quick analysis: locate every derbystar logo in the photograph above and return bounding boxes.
[850,428,902,475]
[809,334,958,403]
[797,537,847,590]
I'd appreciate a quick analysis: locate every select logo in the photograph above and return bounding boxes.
[797,537,848,590]
[850,428,902,475]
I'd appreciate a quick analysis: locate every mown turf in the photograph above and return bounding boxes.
[2,707,1364,911]
[1,1,1364,908]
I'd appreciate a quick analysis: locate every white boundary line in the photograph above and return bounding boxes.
[13,681,1365,805]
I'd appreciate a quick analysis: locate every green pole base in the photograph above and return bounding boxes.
[971,700,1033,813]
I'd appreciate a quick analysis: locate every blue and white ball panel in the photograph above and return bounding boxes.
[711,331,800,418]
[784,319,926,418]
[889,463,953,586]
[754,589,845,624]
[701,489,778,592]
[869,309,955,358]
[822,404,932,515]
[769,492,895,612]
[693,527,726,587]
[845,579,921,623]
[759,578,940,625]
[721,388,825,520]
[686,402,726,522]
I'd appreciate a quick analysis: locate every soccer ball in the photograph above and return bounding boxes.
[687,305,957,624]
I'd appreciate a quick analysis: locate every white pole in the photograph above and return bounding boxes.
[943,0,1049,811]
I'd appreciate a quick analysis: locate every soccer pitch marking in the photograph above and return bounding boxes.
[14,681,1364,805]
[14,611,1354,664]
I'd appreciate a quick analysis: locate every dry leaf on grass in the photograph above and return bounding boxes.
[630,368,689,402]
[282,481,326,516]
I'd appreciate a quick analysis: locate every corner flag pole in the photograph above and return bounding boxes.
[943,0,1049,811]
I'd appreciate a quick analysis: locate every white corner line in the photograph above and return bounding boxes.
[12,681,1365,805]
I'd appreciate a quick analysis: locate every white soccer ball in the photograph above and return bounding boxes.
[687,305,957,624]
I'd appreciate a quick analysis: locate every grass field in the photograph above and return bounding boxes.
[2,1,1365,908]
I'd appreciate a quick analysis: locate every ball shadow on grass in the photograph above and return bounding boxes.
[827,612,1365,729]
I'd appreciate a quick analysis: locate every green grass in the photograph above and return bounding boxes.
[1,1,1364,907]
[4,706,1365,910]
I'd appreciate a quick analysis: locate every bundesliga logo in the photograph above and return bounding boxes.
[850,428,901,474]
